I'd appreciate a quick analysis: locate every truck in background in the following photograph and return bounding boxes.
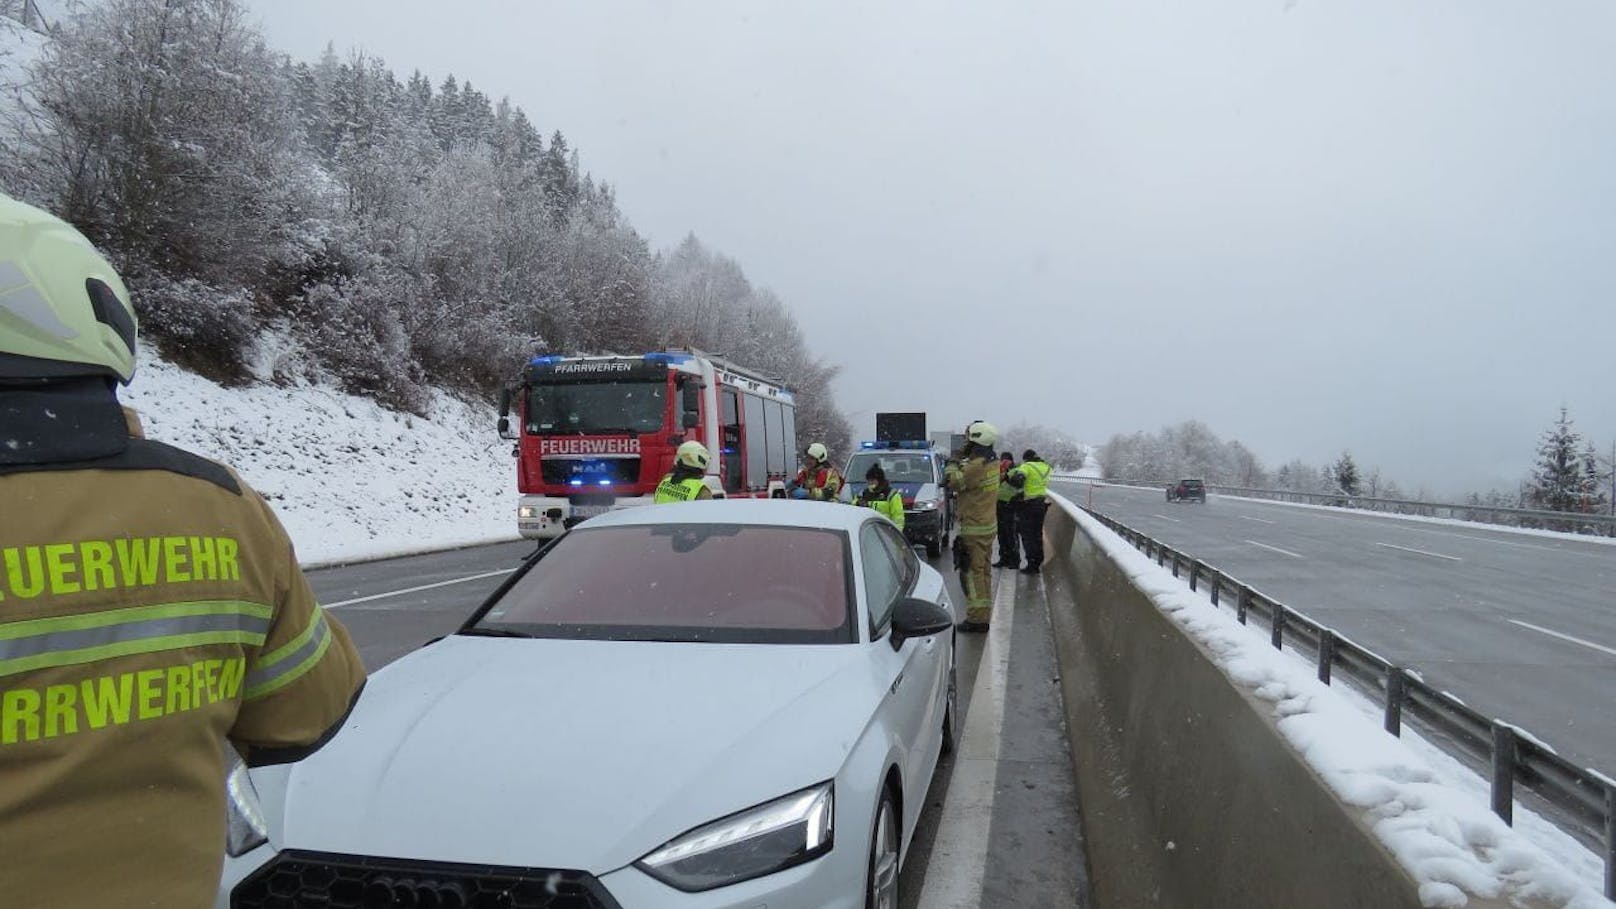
[498,350,796,538]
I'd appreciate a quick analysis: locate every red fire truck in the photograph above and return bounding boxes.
[497,350,797,538]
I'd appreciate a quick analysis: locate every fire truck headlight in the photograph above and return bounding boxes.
[518,505,538,519]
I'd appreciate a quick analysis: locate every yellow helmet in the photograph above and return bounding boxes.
[966,421,999,448]
[0,194,137,384]
[805,442,829,462]
[676,440,711,470]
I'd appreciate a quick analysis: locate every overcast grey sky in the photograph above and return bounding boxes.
[250,0,1616,495]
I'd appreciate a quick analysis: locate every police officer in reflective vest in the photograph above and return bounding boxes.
[0,194,367,908]
[1009,448,1053,573]
[993,451,1022,569]
[943,421,1001,630]
[853,463,905,530]
[655,441,714,503]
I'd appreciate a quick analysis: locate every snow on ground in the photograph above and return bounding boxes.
[1054,493,1614,909]
[123,350,518,566]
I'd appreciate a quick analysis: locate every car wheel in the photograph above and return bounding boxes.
[926,536,942,559]
[866,788,900,909]
[941,639,958,755]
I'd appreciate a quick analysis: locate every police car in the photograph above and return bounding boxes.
[840,440,953,558]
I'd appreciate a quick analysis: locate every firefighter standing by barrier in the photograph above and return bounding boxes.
[0,194,367,908]
[853,463,905,529]
[789,441,843,501]
[944,421,1001,631]
[1009,448,1053,573]
[655,441,714,503]
[993,451,1021,569]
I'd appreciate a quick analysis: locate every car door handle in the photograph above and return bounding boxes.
[890,671,904,695]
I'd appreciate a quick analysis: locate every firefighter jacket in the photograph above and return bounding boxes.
[793,463,843,501]
[945,451,1000,537]
[1010,458,1052,500]
[655,473,712,503]
[0,401,366,909]
[855,484,906,530]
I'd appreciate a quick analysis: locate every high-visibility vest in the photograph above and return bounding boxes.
[1013,459,1052,499]
[654,475,708,503]
[998,463,1022,503]
[857,486,906,530]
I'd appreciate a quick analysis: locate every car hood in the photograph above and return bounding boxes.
[272,635,885,873]
[843,481,940,505]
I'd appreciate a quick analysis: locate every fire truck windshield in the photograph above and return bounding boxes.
[525,380,667,435]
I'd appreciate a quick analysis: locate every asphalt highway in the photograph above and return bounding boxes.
[305,538,1092,908]
[1056,479,1616,774]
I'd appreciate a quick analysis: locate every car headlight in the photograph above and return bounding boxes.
[636,782,834,892]
[913,499,938,510]
[518,505,538,519]
[225,749,268,857]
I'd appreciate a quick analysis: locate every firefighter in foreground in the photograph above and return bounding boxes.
[789,441,843,500]
[993,450,1021,568]
[853,462,905,529]
[0,194,367,908]
[654,441,714,502]
[1009,448,1053,573]
[944,421,1001,631]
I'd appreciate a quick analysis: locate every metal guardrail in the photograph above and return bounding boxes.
[1105,478,1616,536]
[1083,508,1616,899]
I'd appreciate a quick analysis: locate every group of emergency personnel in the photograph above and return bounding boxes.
[652,420,1049,634]
[995,448,1052,574]
[0,193,367,906]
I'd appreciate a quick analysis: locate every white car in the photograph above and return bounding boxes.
[220,500,958,909]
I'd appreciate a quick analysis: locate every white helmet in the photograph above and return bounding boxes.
[676,440,711,470]
[966,421,999,448]
[0,194,138,384]
[805,442,829,462]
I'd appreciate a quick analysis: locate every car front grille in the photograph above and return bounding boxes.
[231,850,621,909]
[540,457,640,486]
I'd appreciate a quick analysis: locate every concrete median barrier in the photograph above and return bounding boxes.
[1041,503,1522,909]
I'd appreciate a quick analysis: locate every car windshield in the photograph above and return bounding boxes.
[469,523,854,644]
[844,453,935,484]
[525,380,666,435]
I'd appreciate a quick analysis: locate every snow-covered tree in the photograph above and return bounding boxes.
[1526,409,1601,514]
[1331,452,1360,498]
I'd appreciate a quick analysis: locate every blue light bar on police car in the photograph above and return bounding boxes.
[859,440,934,450]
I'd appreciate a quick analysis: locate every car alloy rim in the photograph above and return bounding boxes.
[870,797,899,909]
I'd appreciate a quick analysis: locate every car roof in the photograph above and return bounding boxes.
[581,498,876,533]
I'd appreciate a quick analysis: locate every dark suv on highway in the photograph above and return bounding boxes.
[1167,478,1207,503]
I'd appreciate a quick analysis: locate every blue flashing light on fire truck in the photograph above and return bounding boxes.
[497,350,797,538]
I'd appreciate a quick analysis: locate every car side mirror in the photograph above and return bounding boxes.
[890,597,953,649]
[682,409,700,429]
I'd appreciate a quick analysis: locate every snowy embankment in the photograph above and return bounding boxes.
[123,352,517,566]
[1055,494,1613,909]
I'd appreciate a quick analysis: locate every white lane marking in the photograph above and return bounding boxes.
[1245,539,1305,559]
[325,568,517,608]
[1239,515,1277,525]
[1508,620,1616,658]
[916,573,1017,909]
[1151,513,1183,523]
[1374,542,1462,563]
[1408,528,1563,553]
